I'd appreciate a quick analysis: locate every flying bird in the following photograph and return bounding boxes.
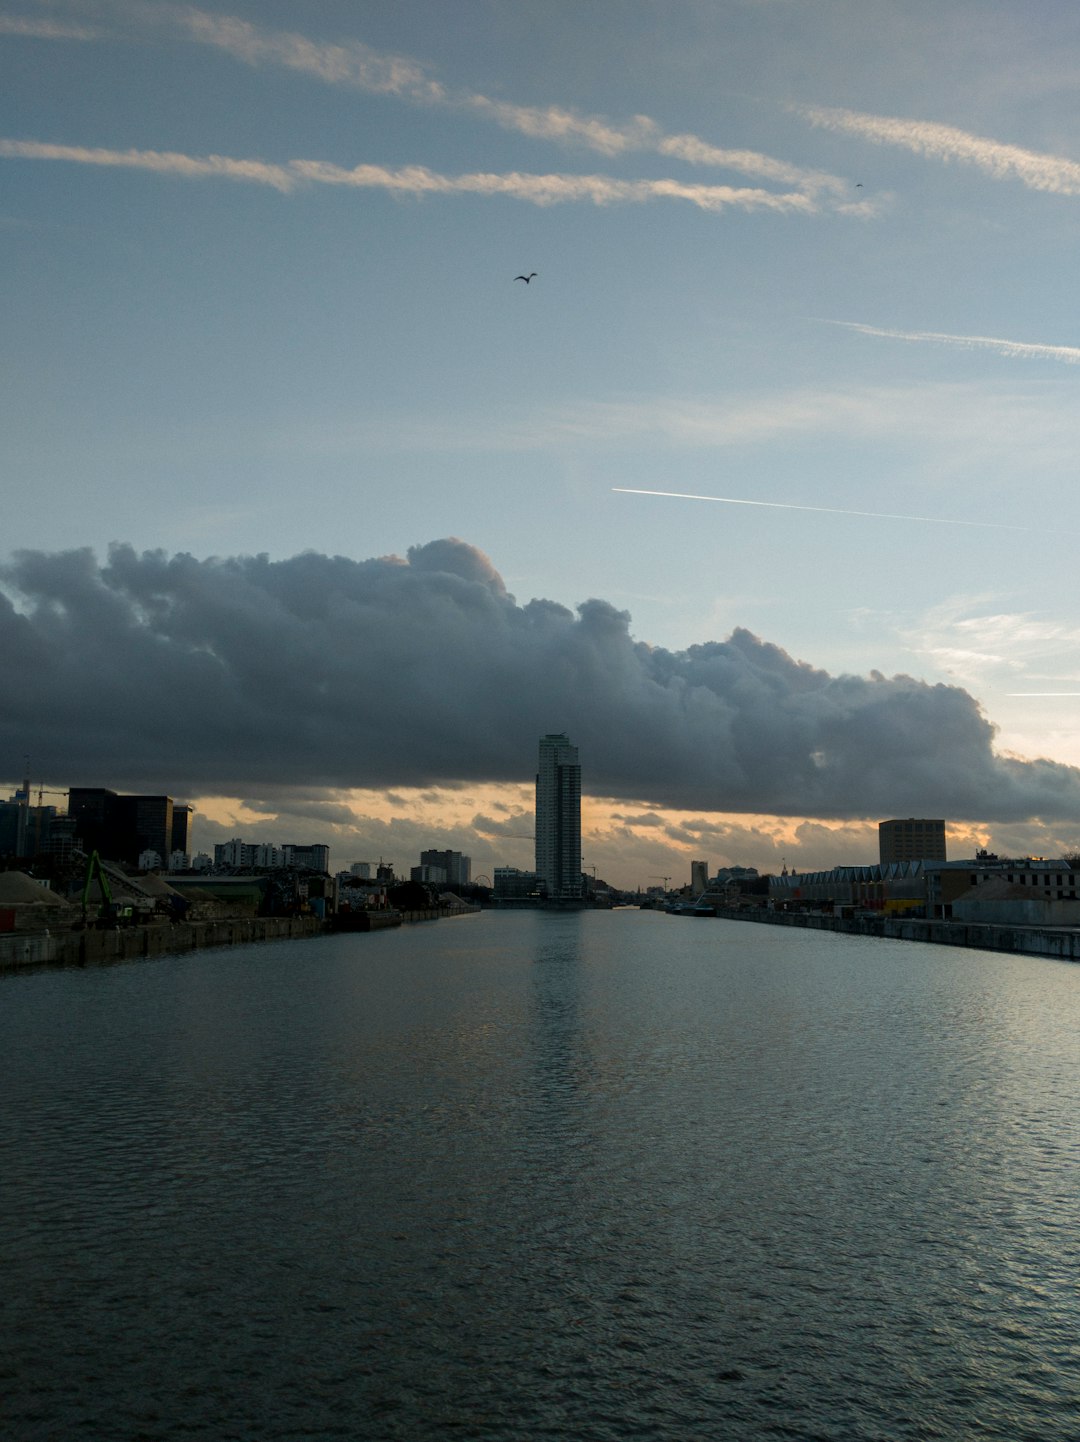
[514,272,538,283]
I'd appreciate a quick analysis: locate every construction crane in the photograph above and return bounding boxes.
[79,850,115,928]
[651,874,672,889]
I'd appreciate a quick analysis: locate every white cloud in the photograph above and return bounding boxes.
[904,601,1080,691]
[38,1,849,202]
[169,5,448,102]
[827,319,1080,366]
[0,136,814,212]
[0,15,98,38]
[0,138,296,191]
[290,157,814,212]
[801,104,1080,196]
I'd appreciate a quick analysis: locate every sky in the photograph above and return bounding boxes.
[3,0,1080,887]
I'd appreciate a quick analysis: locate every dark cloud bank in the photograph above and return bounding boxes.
[2,538,1077,823]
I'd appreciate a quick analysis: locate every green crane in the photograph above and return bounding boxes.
[80,851,117,928]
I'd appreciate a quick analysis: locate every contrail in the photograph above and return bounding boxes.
[612,488,1051,533]
[824,319,1080,366]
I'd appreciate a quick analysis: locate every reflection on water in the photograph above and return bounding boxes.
[2,912,1079,1440]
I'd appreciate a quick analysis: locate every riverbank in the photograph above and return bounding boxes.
[0,914,329,972]
[712,905,1080,963]
[0,902,482,973]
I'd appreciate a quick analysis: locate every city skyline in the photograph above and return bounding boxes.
[3,2,1080,888]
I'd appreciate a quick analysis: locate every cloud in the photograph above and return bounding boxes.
[0,15,98,38]
[289,157,813,212]
[167,2,832,188]
[801,104,1080,196]
[826,320,1080,366]
[0,136,813,212]
[3,538,1080,825]
[0,138,296,191]
[36,1,847,202]
[902,599,1080,691]
[167,4,448,102]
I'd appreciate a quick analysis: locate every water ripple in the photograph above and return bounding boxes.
[2,917,1079,1440]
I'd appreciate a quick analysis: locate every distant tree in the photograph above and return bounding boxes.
[1063,853,1080,870]
[387,879,437,910]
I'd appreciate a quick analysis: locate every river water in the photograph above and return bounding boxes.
[2,910,1078,1441]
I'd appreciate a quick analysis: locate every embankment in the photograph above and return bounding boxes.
[713,907,1080,963]
[0,914,327,973]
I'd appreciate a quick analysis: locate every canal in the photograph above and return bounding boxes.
[2,910,1077,1440]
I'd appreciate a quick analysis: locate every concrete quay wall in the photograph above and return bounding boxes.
[713,907,1080,962]
[0,914,327,973]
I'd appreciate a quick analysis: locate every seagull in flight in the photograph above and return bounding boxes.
[514,272,538,283]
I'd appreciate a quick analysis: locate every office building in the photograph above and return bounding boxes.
[283,843,330,873]
[535,732,582,902]
[879,818,947,865]
[411,864,447,885]
[691,859,709,894]
[494,866,541,899]
[68,787,119,857]
[419,849,471,887]
[69,787,185,867]
[171,805,193,857]
[131,794,174,868]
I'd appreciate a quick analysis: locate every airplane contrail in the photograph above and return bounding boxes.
[612,487,1052,533]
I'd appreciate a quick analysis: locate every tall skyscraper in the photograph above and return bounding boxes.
[535,733,582,903]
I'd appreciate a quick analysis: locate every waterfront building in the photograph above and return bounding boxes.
[535,732,582,903]
[493,866,541,900]
[879,818,947,864]
[691,859,709,894]
[925,857,1078,920]
[770,861,928,914]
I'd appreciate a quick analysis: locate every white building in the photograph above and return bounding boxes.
[411,864,448,885]
[535,732,582,902]
[214,839,284,869]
